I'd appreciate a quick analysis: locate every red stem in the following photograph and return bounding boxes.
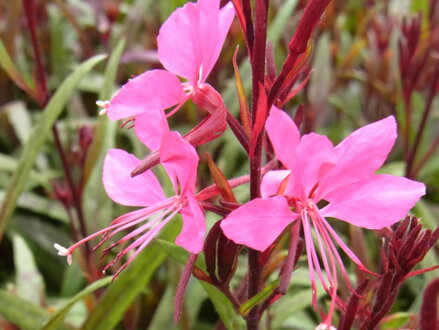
[420,278,439,330]
[22,0,95,276]
[247,1,269,328]
[242,0,254,52]
[411,134,439,177]
[406,63,439,178]
[268,0,332,107]
[22,0,49,106]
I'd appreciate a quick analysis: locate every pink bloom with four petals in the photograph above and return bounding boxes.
[55,132,204,276]
[221,108,425,325]
[103,0,235,151]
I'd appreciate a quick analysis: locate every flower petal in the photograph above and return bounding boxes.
[158,0,234,84]
[319,116,397,200]
[158,2,201,83]
[134,111,169,151]
[295,133,335,200]
[160,131,199,195]
[198,1,235,82]
[261,170,291,198]
[221,197,297,251]
[106,70,186,120]
[176,194,205,253]
[265,107,300,169]
[103,149,165,207]
[320,174,425,229]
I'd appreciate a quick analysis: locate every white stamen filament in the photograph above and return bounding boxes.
[96,100,110,108]
[54,243,72,265]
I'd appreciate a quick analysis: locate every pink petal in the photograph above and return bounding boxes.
[265,107,300,169]
[295,133,336,200]
[198,1,235,82]
[261,170,291,198]
[176,194,205,253]
[134,111,169,151]
[157,0,234,84]
[103,149,165,207]
[106,70,186,120]
[158,2,201,83]
[320,174,425,229]
[319,116,397,200]
[220,197,297,251]
[160,131,199,195]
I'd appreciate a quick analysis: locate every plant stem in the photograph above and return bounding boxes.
[406,63,439,178]
[22,0,96,277]
[247,1,268,328]
[22,0,48,106]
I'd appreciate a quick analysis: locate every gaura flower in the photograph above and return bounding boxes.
[101,0,235,128]
[55,132,204,277]
[221,108,425,326]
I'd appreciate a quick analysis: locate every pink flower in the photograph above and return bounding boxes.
[55,132,204,277]
[221,108,425,325]
[102,0,235,130]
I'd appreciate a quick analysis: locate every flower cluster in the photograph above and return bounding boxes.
[54,0,427,327]
[221,108,425,326]
[55,0,235,271]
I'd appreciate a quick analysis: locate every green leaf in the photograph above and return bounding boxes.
[156,239,245,330]
[239,279,280,316]
[42,277,112,330]
[0,289,50,330]
[13,234,45,304]
[200,282,246,330]
[0,153,56,189]
[155,238,189,265]
[2,101,33,146]
[271,289,324,329]
[0,39,38,100]
[380,312,412,329]
[81,223,179,330]
[0,54,106,241]
[83,38,125,186]
[309,32,332,107]
[268,0,299,46]
[0,191,68,223]
[82,39,125,227]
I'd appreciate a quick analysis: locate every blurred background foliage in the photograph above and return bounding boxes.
[0,0,438,329]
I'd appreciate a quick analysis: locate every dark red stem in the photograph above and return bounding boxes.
[242,0,254,52]
[406,62,439,178]
[247,1,269,328]
[420,278,439,330]
[268,0,331,107]
[22,0,49,105]
[22,0,94,273]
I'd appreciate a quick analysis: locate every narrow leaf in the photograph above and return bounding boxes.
[239,279,280,316]
[0,290,67,330]
[157,238,245,329]
[156,238,189,265]
[13,234,45,304]
[231,0,246,34]
[81,223,179,330]
[249,83,268,157]
[206,152,237,203]
[0,39,38,100]
[0,54,106,241]
[83,38,126,186]
[201,282,246,330]
[42,277,112,330]
[233,46,251,138]
[267,0,299,46]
